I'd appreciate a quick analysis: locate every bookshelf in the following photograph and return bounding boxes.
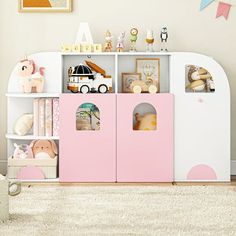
[5,51,230,182]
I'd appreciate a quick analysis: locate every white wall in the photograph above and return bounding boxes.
[0,0,235,174]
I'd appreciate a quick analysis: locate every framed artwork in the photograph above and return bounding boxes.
[136,58,160,92]
[122,73,141,93]
[18,0,72,13]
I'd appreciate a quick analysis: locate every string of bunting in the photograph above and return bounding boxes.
[200,0,234,20]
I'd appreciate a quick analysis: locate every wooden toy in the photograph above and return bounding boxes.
[71,44,81,53]
[130,79,158,94]
[116,31,126,52]
[188,66,212,82]
[61,44,72,52]
[146,30,154,52]
[81,44,92,53]
[186,80,205,92]
[67,61,112,93]
[104,30,113,52]
[18,59,45,93]
[93,44,103,53]
[130,28,138,52]
[186,65,215,92]
[133,113,157,130]
[160,27,168,51]
[30,140,58,159]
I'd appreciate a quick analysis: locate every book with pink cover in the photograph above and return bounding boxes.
[53,98,59,136]
[38,98,45,136]
[33,99,39,136]
[45,98,53,136]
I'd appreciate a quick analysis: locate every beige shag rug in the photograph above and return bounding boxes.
[1,185,236,236]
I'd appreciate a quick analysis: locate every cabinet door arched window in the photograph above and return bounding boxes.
[76,103,100,131]
[133,103,157,131]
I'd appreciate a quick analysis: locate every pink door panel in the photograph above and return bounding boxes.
[59,94,116,182]
[117,94,174,182]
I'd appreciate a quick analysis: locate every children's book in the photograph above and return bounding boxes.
[38,98,45,136]
[53,98,59,136]
[33,98,39,136]
[45,98,53,136]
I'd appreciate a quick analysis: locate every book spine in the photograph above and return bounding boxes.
[38,98,45,136]
[53,98,59,137]
[33,98,39,136]
[45,98,53,137]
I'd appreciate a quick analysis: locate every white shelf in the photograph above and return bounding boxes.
[6,134,59,140]
[6,93,60,98]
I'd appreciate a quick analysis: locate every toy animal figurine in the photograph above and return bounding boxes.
[18,59,45,93]
[160,27,168,51]
[116,31,126,52]
[146,30,154,52]
[134,113,157,131]
[13,143,33,159]
[30,140,58,159]
[130,28,138,52]
[104,30,113,52]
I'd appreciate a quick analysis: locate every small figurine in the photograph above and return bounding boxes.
[160,27,168,51]
[104,30,113,52]
[146,30,154,52]
[130,28,138,52]
[116,31,126,52]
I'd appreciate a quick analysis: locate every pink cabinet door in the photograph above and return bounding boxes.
[117,94,174,182]
[59,94,116,182]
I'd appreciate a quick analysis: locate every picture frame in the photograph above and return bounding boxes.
[136,58,160,92]
[122,73,142,93]
[18,0,72,13]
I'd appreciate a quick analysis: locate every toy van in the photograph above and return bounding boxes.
[67,61,112,93]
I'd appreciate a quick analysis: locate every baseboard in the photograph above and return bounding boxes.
[231,160,236,175]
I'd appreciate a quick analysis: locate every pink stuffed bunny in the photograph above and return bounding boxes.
[18,59,45,93]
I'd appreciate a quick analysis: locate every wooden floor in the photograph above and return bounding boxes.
[22,178,236,187]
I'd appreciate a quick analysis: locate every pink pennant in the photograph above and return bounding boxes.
[216,2,231,20]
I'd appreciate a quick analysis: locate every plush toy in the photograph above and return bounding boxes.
[30,140,58,159]
[14,113,34,136]
[18,59,45,93]
[134,113,157,131]
[13,143,33,159]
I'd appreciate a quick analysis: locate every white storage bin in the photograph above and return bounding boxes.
[8,157,57,180]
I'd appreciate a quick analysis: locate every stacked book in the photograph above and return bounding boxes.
[33,98,59,136]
